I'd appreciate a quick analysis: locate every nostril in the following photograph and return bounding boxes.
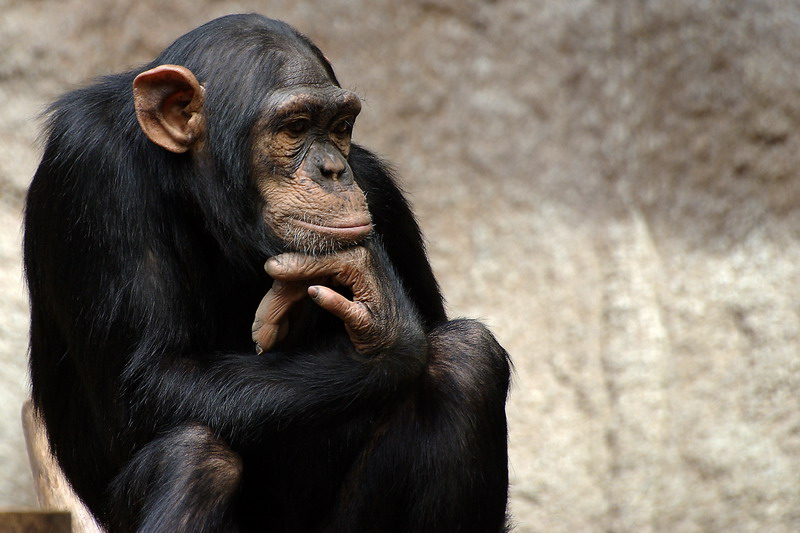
[319,166,337,180]
[319,155,345,180]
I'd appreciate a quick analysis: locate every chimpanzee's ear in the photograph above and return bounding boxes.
[133,65,205,153]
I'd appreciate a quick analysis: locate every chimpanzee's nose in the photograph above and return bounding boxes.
[317,145,346,181]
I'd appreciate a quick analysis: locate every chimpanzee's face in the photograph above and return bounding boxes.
[250,69,371,254]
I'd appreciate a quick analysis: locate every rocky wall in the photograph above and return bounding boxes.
[1,1,798,531]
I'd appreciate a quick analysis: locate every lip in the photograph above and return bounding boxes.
[290,218,373,241]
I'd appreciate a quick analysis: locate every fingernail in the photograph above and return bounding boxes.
[255,343,264,356]
[308,286,320,298]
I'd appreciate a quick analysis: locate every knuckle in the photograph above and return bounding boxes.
[349,304,372,328]
[267,253,323,279]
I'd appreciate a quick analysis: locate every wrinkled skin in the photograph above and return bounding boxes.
[253,245,405,354]
[252,86,371,253]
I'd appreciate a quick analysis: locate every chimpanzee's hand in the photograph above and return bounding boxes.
[250,279,310,354]
[252,244,422,355]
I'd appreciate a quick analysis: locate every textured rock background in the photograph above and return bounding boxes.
[2,0,799,531]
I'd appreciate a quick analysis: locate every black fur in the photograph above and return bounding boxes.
[24,14,510,533]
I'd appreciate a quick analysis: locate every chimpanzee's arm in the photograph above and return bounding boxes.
[128,241,429,444]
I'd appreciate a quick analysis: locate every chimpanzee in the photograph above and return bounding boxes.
[24,13,511,533]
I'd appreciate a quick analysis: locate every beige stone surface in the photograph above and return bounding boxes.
[1,1,799,531]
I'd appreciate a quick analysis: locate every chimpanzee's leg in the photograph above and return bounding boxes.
[326,319,512,533]
[108,424,242,533]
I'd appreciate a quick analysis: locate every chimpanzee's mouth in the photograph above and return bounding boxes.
[289,218,373,242]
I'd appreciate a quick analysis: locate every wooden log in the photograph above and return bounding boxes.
[21,401,104,533]
[0,510,71,533]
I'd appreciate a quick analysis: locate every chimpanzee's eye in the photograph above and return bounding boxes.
[283,119,310,136]
[331,118,354,136]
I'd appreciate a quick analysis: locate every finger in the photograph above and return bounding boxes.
[251,281,306,353]
[265,253,333,281]
[308,285,369,331]
[253,281,307,327]
[252,321,289,355]
[265,248,367,282]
